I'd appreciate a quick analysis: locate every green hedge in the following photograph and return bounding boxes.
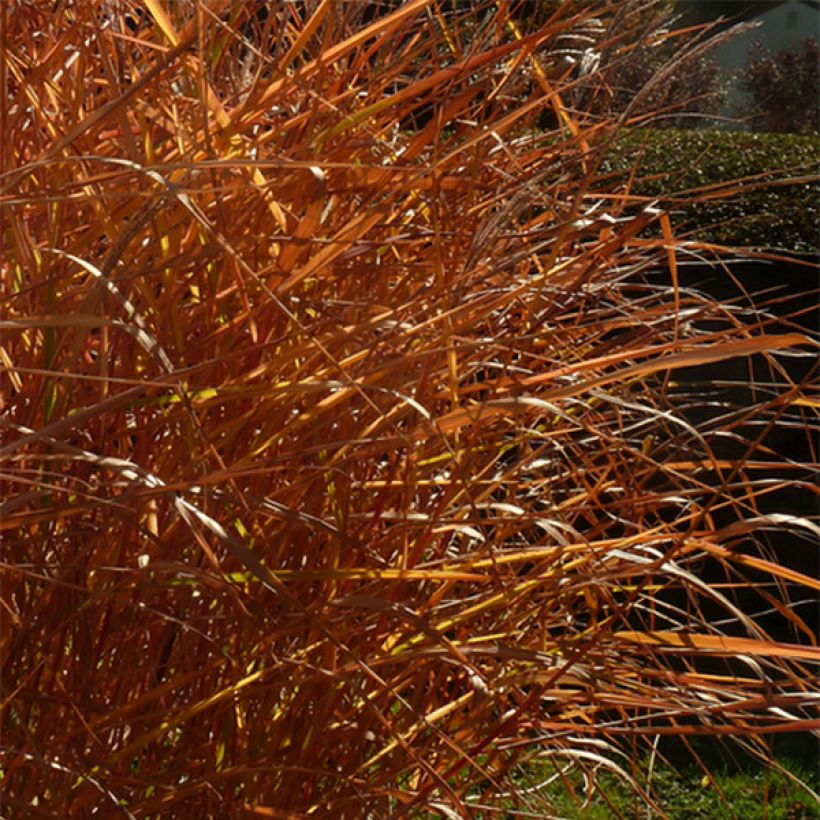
[603,129,819,253]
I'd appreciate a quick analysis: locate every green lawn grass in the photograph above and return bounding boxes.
[493,757,819,819]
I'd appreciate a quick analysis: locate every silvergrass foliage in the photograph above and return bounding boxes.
[0,1,817,816]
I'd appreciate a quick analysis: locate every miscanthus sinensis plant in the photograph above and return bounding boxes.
[1,1,817,815]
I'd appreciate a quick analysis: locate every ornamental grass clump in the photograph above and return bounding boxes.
[1,1,817,816]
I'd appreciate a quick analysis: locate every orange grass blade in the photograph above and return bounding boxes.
[615,632,820,662]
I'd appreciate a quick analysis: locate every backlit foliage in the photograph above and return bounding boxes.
[1,1,817,815]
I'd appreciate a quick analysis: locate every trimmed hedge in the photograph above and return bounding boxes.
[603,129,819,253]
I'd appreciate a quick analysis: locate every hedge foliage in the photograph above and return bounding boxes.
[603,129,819,252]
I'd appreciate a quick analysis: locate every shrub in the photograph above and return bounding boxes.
[603,128,820,252]
[738,37,820,135]
[600,33,729,128]
[1,1,817,816]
